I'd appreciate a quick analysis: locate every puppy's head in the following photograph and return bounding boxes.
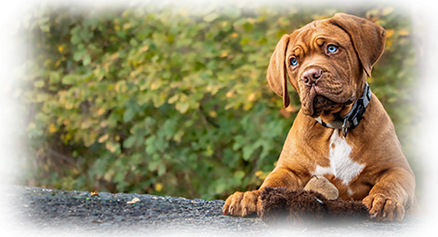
[267,13,386,120]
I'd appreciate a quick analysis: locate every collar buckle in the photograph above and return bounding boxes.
[342,118,348,137]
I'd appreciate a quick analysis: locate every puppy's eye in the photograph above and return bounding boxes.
[290,57,298,66]
[327,45,338,54]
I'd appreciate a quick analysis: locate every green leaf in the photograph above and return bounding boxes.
[123,135,137,148]
[242,21,254,32]
[49,72,60,84]
[175,101,189,114]
[34,80,45,88]
[83,54,91,66]
[62,75,77,85]
[123,107,136,122]
[40,25,50,32]
[36,93,49,102]
[167,94,179,104]
[38,16,49,25]
[242,145,255,161]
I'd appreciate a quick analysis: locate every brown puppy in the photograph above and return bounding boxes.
[222,13,419,222]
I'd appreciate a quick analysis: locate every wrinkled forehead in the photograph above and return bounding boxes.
[287,19,351,54]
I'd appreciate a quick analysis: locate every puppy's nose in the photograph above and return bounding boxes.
[302,68,323,85]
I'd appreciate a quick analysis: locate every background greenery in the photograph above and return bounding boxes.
[15,2,420,200]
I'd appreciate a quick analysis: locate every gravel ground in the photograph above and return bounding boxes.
[0,185,435,237]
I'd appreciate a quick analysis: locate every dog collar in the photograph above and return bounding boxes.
[315,83,371,137]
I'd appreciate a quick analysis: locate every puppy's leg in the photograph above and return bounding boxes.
[362,167,415,221]
[223,167,306,217]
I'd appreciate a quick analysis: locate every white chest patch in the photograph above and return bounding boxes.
[313,130,364,185]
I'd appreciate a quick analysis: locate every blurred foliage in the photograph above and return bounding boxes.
[15,2,419,200]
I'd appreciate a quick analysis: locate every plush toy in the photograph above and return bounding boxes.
[260,175,369,226]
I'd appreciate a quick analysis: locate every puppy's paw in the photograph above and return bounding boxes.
[222,190,262,217]
[362,193,405,221]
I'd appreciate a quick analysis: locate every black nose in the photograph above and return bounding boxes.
[302,68,323,85]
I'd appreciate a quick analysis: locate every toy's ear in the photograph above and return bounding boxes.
[304,175,339,200]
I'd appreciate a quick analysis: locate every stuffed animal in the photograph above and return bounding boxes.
[260,175,369,226]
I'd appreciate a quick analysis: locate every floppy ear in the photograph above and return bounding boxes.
[329,13,386,77]
[267,34,290,108]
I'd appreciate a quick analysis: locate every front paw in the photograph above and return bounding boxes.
[362,193,405,221]
[222,190,262,217]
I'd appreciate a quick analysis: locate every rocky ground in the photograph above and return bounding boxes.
[0,185,435,237]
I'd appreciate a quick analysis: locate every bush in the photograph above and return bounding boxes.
[1,0,421,199]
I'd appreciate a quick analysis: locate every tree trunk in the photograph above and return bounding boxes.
[411,1,438,216]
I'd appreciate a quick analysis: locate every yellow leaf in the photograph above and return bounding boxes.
[139,45,149,53]
[49,123,57,133]
[385,29,395,38]
[205,144,214,157]
[398,29,409,36]
[100,120,109,128]
[2,85,11,93]
[226,90,234,98]
[255,170,268,180]
[105,143,117,153]
[220,52,228,57]
[247,92,256,102]
[231,32,238,38]
[98,134,109,143]
[97,108,106,115]
[243,102,253,111]
[209,110,217,118]
[150,81,161,90]
[386,39,392,47]
[58,45,63,52]
[110,53,119,60]
[155,183,163,192]
[115,81,127,93]
[54,60,61,67]
[127,197,140,204]
[63,133,72,143]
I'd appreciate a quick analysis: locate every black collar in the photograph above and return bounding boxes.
[315,83,371,137]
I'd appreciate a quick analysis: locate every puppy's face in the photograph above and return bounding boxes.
[267,13,386,120]
[286,22,360,118]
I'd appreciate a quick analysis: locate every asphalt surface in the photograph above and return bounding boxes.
[0,185,435,237]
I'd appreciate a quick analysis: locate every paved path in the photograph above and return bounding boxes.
[0,186,434,236]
